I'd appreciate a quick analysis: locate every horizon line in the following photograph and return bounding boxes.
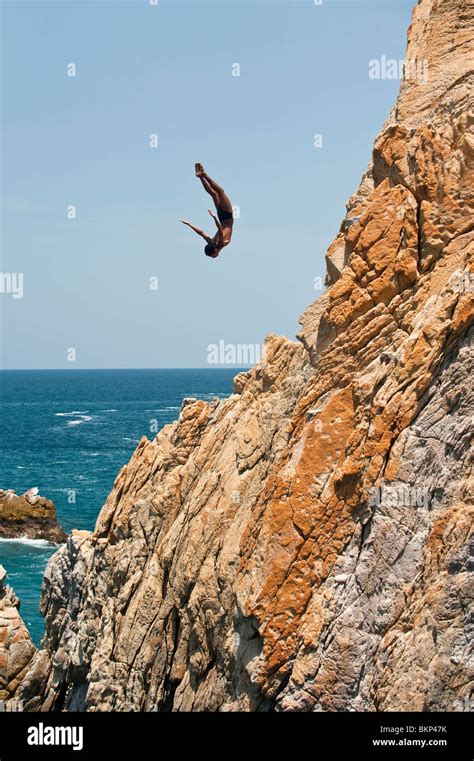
[0,366,252,372]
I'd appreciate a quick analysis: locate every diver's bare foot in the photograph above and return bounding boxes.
[195,162,204,177]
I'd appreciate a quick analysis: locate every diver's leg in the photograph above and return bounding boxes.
[205,174,232,212]
[196,164,232,212]
[201,171,224,196]
[200,176,217,198]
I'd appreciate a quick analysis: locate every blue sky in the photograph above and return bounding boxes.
[1,0,413,368]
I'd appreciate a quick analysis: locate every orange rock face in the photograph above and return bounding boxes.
[17,0,474,712]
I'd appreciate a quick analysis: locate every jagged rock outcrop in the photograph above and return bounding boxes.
[0,489,67,544]
[18,0,473,711]
[0,565,36,706]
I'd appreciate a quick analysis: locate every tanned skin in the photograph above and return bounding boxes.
[180,163,234,258]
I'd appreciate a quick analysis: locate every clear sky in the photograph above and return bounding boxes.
[1,0,413,369]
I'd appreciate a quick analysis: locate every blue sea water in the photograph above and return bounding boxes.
[0,369,241,645]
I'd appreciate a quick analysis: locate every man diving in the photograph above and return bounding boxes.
[180,163,234,258]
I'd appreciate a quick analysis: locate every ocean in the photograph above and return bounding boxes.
[0,369,241,645]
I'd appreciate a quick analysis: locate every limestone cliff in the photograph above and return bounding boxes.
[19,0,473,712]
[0,489,67,544]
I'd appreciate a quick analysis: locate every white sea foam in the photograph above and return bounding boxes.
[55,412,93,426]
[0,537,54,548]
[55,412,93,427]
[144,407,180,413]
[55,411,89,417]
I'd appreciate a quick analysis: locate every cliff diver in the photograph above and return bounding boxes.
[180,163,234,258]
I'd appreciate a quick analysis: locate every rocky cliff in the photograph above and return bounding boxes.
[0,489,67,544]
[17,0,473,712]
[0,566,36,706]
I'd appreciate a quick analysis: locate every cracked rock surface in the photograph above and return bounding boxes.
[0,566,36,705]
[16,0,474,711]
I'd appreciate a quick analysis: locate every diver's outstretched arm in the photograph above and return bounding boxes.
[180,219,211,243]
[208,209,224,245]
[208,208,223,231]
